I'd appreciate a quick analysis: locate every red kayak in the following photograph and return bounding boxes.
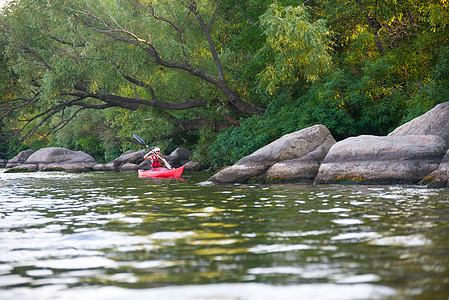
[138,166,185,178]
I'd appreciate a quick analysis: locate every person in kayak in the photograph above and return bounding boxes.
[144,147,169,168]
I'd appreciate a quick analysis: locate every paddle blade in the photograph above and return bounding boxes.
[133,134,148,148]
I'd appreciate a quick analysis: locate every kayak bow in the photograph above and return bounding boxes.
[138,166,185,178]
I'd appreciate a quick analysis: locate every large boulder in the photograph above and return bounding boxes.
[6,164,38,172]
[209,125,336,183]
[9,147,96,172]
[165,148,193,168]
[427,149,449,188]
[265,137,335,182]
[93,163,114,171]
[138,159,152,170]
[112,150,146,171]
[314,135,447,185]
[120,163,140,172]
[389,101,449,147]
[184,161,201,171]
[5,149,35,168]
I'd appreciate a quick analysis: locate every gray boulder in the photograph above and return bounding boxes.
[427,149,449,188]
[6,164,38,173]
[120,163,140,172]
[209,125,336,183]
[93,163,113,171]
[165,148,193,168]
[8,147,97,172]
[265,134,335,182]
[112,149,146,171]
[138,159,152,170]
[184,161,201,171]
[40,163,94,172]
[389,101,449,147]
[5,149,35,168]
[314,135,447,185]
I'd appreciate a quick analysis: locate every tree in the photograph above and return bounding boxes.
[0,0,263,147]
[256,3,334,94]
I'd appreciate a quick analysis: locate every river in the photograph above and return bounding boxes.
[0,169,448,299]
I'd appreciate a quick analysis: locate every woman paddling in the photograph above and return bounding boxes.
[144,147,170,169]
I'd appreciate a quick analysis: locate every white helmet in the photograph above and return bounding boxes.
[153,147,161,152]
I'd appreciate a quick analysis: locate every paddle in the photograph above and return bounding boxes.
[133,134,172,169]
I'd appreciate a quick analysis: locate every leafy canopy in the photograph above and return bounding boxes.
[256,3,333,94]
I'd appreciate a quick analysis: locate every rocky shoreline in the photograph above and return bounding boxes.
[3,101,449,188]
[209,101,449,188]
[4,146,198,173]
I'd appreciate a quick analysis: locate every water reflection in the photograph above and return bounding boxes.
[0,170,448,299]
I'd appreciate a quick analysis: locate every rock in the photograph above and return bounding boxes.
[112,150,146,171]
[120,163,140,172]
[314,135,447,185]
[5,149,35,168]
[0,158,6,168]
[5,164,38,173]
[104,161,115,171]
[19,147,97,172]
[138,159,152,170]
[210,164,270,183]
[93,164,112,171]
[265,133,336,182]
[165,148,193,168]
[427,149,449,188]
[209,125,336,183]
[183,161,201,171]
[91,162,115,171]
[389,101,449,147]
[40,163,94,172]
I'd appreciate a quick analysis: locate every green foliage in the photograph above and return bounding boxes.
[256,3,333,94]
[48,110,114,163]
[207,115,277,167]
[402,44,449,121]
[425,2,449,29]
[2,0,449,168]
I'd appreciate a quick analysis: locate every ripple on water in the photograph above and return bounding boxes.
[1,283,396,300]
[248,244,312,253]
[31,256,116,270]
[149,231,195,240]
[369,235,432,247]
[0,171,447,300]
[331,232,382,241]
[332,218,364,225]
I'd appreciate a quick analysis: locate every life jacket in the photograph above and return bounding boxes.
[151,154,163,168]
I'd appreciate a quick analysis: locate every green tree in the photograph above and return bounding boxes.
[2,0,448,167]
[205,0,449,166]
[0,0,263,147]
[256,3,334,94]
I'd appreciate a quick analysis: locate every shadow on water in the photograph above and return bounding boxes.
[0,170,448,299]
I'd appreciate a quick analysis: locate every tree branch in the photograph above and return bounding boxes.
[0,20,53,71]
[75,2,263,116]
[68,88,207,111]
[189,0,225,81]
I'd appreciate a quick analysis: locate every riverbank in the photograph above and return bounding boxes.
[4,102,449,188]
[209,102,449,188]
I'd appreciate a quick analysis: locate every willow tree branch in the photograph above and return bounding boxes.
[75,3,263,116]
[0,20,53,71]
[68,88,206,111]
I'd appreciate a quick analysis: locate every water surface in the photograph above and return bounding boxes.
[0,170,448,299]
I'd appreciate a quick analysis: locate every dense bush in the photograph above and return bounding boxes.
[205,40,448,167]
